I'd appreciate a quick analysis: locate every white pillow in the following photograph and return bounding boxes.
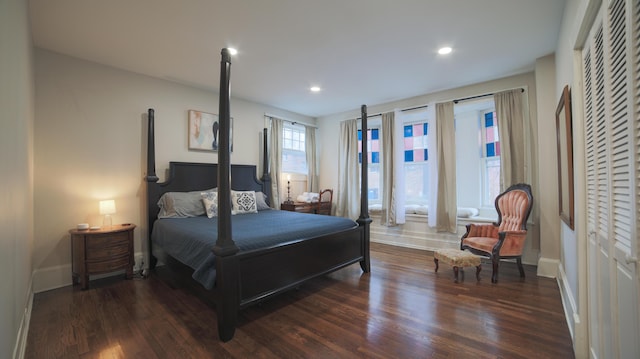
[405,204,420,214]
[201,191,218,218]
[231,190,258,215]
[415,205,428,215]
[457,207,479,218]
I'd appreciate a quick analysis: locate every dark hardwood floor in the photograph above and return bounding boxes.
[25,243,575,358]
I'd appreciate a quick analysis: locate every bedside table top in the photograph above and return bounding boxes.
[69,223,136,235]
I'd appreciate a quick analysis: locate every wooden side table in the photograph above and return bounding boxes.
[70,223,135,289]
[280,201,315,213]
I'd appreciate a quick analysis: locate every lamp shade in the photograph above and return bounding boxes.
[99,200,116,215]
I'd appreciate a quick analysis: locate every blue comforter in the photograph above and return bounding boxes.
[151,210,358,289]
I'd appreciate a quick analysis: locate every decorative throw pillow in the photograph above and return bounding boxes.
[231,190,258,215]
[201,191,218,218]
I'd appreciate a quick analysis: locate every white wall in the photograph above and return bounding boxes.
[534,53,561,279]
[32,49,315,292]
[0,0,35,358]
[553,0,594,356]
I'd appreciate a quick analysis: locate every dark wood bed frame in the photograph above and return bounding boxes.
[145,48,372,342]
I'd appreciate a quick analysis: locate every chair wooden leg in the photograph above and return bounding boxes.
[475,264,481,281]
[491,257,499,283]
[453,266,459,283]
[434,257,439,272]
[517,257,525,278]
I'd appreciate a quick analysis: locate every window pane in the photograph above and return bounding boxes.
[282,149,307,174]
[403,121,429,204]
[485,157,501,205]
[282,126,307,174]
[405,163,429,204]
[368,165,380,200]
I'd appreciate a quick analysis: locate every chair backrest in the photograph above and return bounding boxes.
[495,183,533,232]
[317,189,333,215]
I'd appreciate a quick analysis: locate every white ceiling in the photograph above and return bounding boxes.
[28,0,566,118]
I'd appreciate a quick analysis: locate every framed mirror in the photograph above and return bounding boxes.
[556,85,574,229]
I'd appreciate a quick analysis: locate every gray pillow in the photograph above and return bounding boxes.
[157,188,215,218]
[255,191,271,210]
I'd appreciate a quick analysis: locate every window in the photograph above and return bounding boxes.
[358,128,380,202]
[403,122,429,204]
[282,125,307,174]
[482,111,501,206]
[455,100,501,216]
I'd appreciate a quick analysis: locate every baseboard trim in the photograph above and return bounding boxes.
[537,257,559,278]
[32,251,145,293]
[13,277,33,359]
[557,263,578,341]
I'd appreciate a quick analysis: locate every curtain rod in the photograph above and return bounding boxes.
[356,103,429,120]
[265,113,318,128]
[453,88,524,104]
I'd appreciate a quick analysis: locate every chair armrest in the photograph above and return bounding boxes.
[463,223,499,239]
[497,230,528,256]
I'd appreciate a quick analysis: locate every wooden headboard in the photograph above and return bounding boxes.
[146,162,269,231]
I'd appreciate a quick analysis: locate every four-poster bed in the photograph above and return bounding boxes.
[145,48,372,341]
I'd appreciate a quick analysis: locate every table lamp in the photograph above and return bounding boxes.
[99,200,116,227]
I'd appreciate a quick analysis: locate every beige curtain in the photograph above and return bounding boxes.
[381,112,396,225]
[380,111,405,225]
[335,119,360,219]
[435,102,457,233]
[305,125,318,192]
[268,117,283,207]
[494,89,525,189]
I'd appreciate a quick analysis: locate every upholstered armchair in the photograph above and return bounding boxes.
[460,183,533,283]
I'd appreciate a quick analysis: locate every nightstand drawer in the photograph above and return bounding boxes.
[86,244,129,260]
[87,255,130,273]
[86,232,129,250]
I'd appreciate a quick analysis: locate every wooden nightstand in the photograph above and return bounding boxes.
[70,223,135,289]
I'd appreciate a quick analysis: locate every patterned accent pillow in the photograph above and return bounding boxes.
[231,190,258,215]
[201,191,218,218]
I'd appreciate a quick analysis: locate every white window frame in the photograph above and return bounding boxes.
[281,124,307,175]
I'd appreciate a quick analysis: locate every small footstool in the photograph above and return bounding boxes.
[434,249,481,283]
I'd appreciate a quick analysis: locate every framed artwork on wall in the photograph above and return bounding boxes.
[188,109,233,152]
[555,85,574,229]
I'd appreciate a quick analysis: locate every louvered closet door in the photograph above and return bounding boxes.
[582,0,640,358]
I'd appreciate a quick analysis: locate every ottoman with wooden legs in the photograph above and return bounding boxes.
[434,248,481,283]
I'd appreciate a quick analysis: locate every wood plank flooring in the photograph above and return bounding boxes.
[25,243,575,358]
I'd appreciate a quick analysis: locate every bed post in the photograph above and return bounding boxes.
[260,128,272,205]
[212,48,240,342]
[145,108,159,269]
[357,104,372,273]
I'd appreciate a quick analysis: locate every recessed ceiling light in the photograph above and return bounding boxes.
[310,86,321,92]
[438,47,452,55]
[227,48,238,55]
